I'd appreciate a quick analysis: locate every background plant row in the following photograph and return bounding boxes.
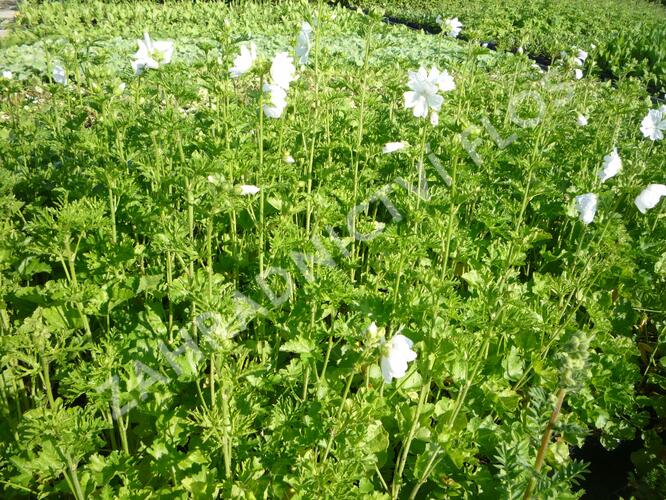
[342,0,666,95]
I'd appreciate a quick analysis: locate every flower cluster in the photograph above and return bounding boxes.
[575,144,665,224]
[563,47,588,80]
[263,52,296,119]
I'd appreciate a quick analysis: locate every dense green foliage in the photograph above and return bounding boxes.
[1,0,665,498]
[348,0,666,93]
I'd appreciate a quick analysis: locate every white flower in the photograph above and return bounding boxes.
[380,333,417,384]
[404,67,454,122]
[118,82,126,93]
[577,49,588,63]
[382,141,409,154]
[132,32,174,75]
[269,52,296,90]
[283,153,295,164]
[433,68,456,92]
[262,82,288,118]
[517,46,524,54]
[635,184,666,214]
[598,147,622,183]
[430,111,439,126]
[640,107,666,141]
[229,42,257,78]
[575,193,598,225]
[574,69,583,80]
[2,70,12,79]
[207,174,225,185]
[238,184,260,195]
[577,114,588,126]
[261,53,296,119]
[436,16,463,38]
[52,65,67,84]
[295,22,313,65]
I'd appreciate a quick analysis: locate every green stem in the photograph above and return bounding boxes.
[118,414,130,455]
[68,461,85,500]
[108,185,117,245]
[40,353,55,408]
[440,156,459,278]
[221,378,233,479]
[258,75,265,277]
[408,444,443,500]
[391,378,430,499]
[350,23,374,282]
[322,373,354,462]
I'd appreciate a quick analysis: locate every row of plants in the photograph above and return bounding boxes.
[1,0,665,497]
[344,0,666,94]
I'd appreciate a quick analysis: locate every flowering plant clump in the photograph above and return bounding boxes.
[1,1,666,499]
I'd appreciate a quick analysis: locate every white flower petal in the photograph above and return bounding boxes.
[229,42,257,78]
[640,108,665,141]
[575,193,598,225]
[295,22,313,65]
[379,333,417,384]
[152,40,174,64]
[270,52,296,90]
[598,148,622,183]
[435,70,456,92]
[635,184,666,214]
[52,65,67,84]
[382,141,408,154]
[403,66,452,120]
[380,356,394,383]
[238,184,260,195]
[443,17,463,38]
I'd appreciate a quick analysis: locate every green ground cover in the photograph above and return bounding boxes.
[1,1,665,498]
